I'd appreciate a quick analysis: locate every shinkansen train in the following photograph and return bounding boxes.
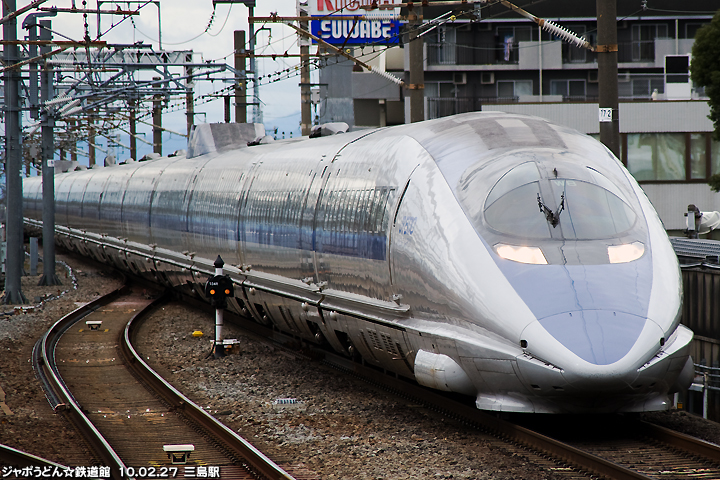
[23,112,694,413]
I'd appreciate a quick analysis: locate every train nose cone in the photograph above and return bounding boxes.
[538,310,647,365]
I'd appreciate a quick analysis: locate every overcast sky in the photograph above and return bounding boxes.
[13,0,306,163]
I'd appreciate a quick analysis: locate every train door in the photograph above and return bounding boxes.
[303,161,331,284]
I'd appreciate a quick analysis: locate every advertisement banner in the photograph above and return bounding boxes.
[309,0,402,45]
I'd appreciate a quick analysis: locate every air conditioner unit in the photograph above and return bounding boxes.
[588,70,598,83]
[453,72,467,85]
[480,72,495,84]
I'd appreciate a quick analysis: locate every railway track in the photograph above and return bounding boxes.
[190,300,720,480]
[320,351,720,480]
[31,284,303,480]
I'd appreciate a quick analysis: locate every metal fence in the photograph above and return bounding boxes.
[690,364,720,419]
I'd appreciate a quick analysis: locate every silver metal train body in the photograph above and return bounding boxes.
[23,112,694,413]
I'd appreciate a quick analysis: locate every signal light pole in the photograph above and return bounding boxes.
[205,255,234,358]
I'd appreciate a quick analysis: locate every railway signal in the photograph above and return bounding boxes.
[205,274,234,308]
[205,255,234,358]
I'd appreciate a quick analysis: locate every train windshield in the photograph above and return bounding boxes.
[484,162,637,240]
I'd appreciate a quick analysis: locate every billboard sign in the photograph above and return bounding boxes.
[308,0,402,45]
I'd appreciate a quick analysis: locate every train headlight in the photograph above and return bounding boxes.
[607,242,645,263]
[494,244,548,265]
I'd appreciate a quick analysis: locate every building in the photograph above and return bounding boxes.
[316,0,720,234]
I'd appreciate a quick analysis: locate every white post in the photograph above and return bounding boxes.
[703,372,709,420]
[538,25,543,102]
[214,258,224,357]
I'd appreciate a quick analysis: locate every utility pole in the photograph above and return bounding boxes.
[185,53,194,136]
[406,5,424,123]
[153,77,162,156]
[234,30,247,123]
[129,99,137,160]
[2,0,26,304]
[213,0,257,120]
[88,112,96,166]
[69,119,78,163]
[39,18,61,286]
[299,3,311,136]
[249,6,259,122]
[597,0,620,157]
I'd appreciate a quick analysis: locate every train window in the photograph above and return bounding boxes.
[485,162,541,207]
[323,191,334,227]
[485,181,551,238]
[325,192,340,231]
[339,189,348,232]
[261,191,268,223]
[586,167,630,204]
[358,189,371,232]
[484,162,637,240]
[344,189,353,232]
[370,188,386,233]
[353,190,363,232]
[284,191,291,227]
[380,188,396,233]
[551,179,635,239]
[269,191,277,223]
[348,190,360,232]
[333,191,342,232]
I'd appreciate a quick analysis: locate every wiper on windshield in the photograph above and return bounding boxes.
[537,192,565,228]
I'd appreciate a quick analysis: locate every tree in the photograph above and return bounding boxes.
[692,9,720,141]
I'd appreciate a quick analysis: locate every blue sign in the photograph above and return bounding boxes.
[310,18,400,45]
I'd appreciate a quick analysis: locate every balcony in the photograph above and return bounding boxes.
[425,38,695,68]
[426,43,508,66]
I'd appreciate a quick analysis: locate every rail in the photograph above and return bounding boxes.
[0,443,68,470]
[32,284,296,480]
[120,298,296,480]
[31,286,130,480]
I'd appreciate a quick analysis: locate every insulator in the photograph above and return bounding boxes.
[541,19,589,49]
[368,66,403,86]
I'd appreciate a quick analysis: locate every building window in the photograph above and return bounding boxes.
[496,26,532,63]
[712,138,720,175]
[686,23,704,40]
[561,25,588,63]
[618,75,665,99]
[631,24,668,62]
[626,133,685,181]
[550,79,586,100]
[690,133,708,179]
[624,133,715,182]
[497,80,532,100]
[429,26,456,65]
[425,82,457,99]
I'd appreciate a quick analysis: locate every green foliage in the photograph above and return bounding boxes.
[709,173,720,192]
[692,10,720,141]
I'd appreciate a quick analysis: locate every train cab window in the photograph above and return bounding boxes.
[484,162,637,240]
[549,178,636,239]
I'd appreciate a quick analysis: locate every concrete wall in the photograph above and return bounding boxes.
[642,183,720,232]
[518,41,563,70]
[483,100,713,134]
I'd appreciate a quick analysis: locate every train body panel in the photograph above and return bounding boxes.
[23,112,693,413]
